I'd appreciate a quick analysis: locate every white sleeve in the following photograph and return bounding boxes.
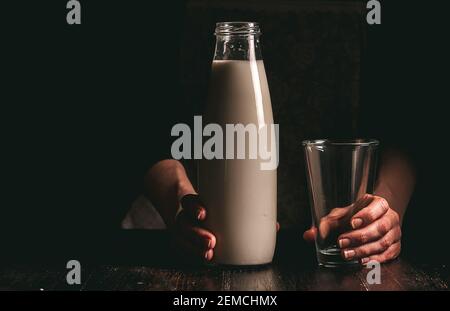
[121,195,166,229]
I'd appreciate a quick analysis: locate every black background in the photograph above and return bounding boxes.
[1,0,449,263]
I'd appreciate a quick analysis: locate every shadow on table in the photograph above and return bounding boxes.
[2,230,446,290]
[1,229,315,266]
[113,229,319,268]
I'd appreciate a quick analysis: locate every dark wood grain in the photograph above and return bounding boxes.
[0,230,448,291]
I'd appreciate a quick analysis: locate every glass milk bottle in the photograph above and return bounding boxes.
[199,22,277,265]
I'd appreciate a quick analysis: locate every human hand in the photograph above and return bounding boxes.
[173,194,216,261]
[337,194,401,264]
[303,194,401,264]
[174,194,281,262]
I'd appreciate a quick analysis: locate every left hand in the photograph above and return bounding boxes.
[304,194,402,264]
[337,195,402,264]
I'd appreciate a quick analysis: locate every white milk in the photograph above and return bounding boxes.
[199,60,277,265]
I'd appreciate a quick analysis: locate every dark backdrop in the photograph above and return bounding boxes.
[1,0,449,262]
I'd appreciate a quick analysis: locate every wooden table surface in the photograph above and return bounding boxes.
[0,230,448,291]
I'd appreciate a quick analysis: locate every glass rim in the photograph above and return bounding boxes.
[302,139,380,147]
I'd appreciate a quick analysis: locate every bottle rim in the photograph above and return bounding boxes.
[215,22,261,36]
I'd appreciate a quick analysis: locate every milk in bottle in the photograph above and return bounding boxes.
[198,22,277,265]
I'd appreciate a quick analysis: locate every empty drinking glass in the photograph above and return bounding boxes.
[303,139,379,267]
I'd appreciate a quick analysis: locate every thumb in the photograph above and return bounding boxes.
[303,226,317,243]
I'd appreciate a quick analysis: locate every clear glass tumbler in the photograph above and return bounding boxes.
[303,139,379,267]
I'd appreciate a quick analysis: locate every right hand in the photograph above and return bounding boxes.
[303,195,373,242]
[173,194,216,261]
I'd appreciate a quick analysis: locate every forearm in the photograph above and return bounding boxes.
[144,159,196,228]
[374,149,416,224]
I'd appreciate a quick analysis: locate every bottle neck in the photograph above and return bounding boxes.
[213,34,262,61]
[213,22,263,61]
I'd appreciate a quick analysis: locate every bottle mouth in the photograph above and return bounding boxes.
[215,22,261,36]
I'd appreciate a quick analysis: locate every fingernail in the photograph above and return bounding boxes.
[344,249,356,259]
[338,238,351,248]
[351,218,363,229]
[206,239,212,249]
[197,209,204,220]
[361,257,370,265]
[204,249,212,261]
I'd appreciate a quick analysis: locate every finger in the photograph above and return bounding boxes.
[350,196,390,229]
[177,215,216,250]
[318,215,343,240]
[276,222,280,232]
[180,194,206,221]
[351,194,374,214]
[205,249,214,261]
[338,214,397,248]
[361,241,401,264]
[341,226,401,261]
[303,226,317,242]
[327,205,356,218]
[317,205,355,240]
[188,225,216,249]
[174,234,214,261]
